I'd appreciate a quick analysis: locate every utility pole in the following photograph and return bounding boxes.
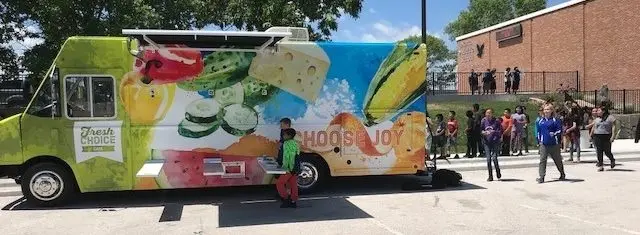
[421,0,427,43]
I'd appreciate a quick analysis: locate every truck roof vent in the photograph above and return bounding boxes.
[266,27,309,42]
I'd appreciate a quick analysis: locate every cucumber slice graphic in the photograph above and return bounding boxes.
[177,51,254,91]
[185,98,221,123]
[242,76,278,106]
[178,118,219,138]
[219,103,259,136]
[214,82,244,106]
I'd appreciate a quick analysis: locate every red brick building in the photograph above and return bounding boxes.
[455,0,640,93]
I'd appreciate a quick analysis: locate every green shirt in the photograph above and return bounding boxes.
[282,139,300,172]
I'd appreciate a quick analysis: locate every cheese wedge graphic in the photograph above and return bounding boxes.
[249,43,330,102]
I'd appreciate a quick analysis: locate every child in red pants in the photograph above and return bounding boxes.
[277,128,300,208]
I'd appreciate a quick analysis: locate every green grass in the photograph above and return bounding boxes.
[427,100,540,152]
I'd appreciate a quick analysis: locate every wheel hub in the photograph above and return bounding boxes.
[30,171,64,201]
[297,162,318,189]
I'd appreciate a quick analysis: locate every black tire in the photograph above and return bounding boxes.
[296,155,329,194]
[21,162,77,207]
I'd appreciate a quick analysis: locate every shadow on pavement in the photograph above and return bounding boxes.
[497,179,524,182]
[217,196,371,227]
[545,178,585,183]
[607,169,635,172]
[1,175,485,227]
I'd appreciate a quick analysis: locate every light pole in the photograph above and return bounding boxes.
[421,0,436,175]
[421,0,427,43]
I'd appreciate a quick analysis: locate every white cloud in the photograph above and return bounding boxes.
[369,8,377,14]
[360,21,421,42]
[342,29,356,40]
[1,23,43,56]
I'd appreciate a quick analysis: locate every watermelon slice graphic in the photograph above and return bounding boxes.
[151,149,272,188]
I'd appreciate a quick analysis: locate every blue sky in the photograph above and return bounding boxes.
[7,0,570,57]
[332,0,570,49]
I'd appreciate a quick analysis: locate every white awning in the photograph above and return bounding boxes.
[122,29,292,53]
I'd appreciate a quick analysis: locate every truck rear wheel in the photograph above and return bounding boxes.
[21,162,77,207]
[296,155,328,194]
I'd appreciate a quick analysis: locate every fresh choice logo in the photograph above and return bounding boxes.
[73,121,124,163]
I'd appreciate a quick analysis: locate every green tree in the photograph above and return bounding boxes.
[444,0,546,41]
[400,34,455,69]
[3,0,363,84]
[0,47,20,81]
[1,1,31,81]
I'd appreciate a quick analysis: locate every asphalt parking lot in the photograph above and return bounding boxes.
[1,158,640,235]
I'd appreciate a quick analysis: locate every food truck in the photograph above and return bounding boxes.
[0,27,428,206]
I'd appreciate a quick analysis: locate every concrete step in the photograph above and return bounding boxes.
[437,150,640,172]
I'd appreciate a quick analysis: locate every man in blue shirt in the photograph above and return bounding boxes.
[536,104,566,183]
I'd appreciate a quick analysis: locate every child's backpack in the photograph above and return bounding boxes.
[292,153,302,174]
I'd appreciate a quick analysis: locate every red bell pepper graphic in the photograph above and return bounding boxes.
[134,44,204,85]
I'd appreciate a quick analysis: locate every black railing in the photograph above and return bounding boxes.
[427,71,580,95]
[572,89,640,114]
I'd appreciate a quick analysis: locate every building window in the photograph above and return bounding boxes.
[64,75,116,119]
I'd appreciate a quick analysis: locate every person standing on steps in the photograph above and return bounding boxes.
[434,114,448,159]
[490,69,498,94]
[481,108,503,181]
[536,103,566,184]
[482,69,492,95]
[512,67,521,94]
[464,110,477,158]
[534,106,543,147]
[563,107,581,163]
[469,70,479,95]
[425,112,434,161]
[473,104,485,158]
[500,108,513,156]
[522,106,531,153]
[504,67,512,94]
[592,105,618,171]
[511,106,527,156]
[447,111,460,159]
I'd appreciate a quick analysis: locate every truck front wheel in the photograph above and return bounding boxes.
[21,162,77,207]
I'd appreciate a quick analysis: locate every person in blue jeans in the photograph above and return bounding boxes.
[481,108,503,181]
[536,103,566,183]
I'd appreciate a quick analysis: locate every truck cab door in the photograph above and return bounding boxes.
[58,69,130,192]
[21,67,67,164]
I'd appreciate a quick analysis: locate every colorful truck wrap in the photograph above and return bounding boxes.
[0,30,427,205]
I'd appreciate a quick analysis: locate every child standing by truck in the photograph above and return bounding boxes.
[277,128,301,208]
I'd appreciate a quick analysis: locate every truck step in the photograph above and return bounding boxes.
[257,157,287,175]
[203,158,225,176]
[135,160,165,177]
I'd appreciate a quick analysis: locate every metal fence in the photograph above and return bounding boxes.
[427,71,580,95]
[572,89,640,114]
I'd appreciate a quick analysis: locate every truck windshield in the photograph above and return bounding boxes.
[27,68,61,117]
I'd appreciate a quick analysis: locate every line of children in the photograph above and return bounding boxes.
[433,111,462,159]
